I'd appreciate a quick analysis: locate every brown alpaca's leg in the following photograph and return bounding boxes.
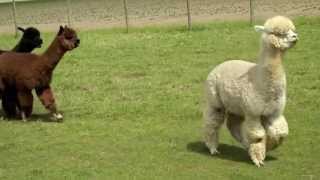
[0,79,4,91]
[35,86,63,121]
[2,87,18,118]
[36,86,56,112]
[17,91,33,121]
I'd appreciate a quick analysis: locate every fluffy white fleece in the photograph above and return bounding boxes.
[203,16,298,167]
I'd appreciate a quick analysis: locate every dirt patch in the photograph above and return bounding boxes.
[0,0,319,34]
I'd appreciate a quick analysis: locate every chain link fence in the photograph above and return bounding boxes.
[0,0,319,35]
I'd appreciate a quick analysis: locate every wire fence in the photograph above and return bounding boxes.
[0,0,319,35]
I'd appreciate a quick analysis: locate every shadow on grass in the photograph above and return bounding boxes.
[187,141,277,165]
[0,110,62,123]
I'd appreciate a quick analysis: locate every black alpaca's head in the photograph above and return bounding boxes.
[14,27,43,52]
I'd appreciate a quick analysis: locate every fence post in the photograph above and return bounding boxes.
[186,0,191,30]
[249,0,254,24]
[11,0,18,37]
[123,0,129,33]
[66,0,72,26]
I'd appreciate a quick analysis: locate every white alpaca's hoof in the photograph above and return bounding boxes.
[205,142,220,155]
[249,143,266,167]
[209,148,220,155]
[252,157,265,167]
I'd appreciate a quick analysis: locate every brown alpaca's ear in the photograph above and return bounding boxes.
[17,27,25,32]
[58,26,64,35]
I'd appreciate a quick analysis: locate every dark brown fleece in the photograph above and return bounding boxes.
[0,27,43,118]
[0,26,79,119]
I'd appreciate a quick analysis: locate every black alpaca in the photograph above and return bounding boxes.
[12,27,43,52]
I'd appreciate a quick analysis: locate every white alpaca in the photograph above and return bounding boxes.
[203,16,298,167]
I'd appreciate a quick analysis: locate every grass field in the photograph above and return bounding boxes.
[0,17,320,179]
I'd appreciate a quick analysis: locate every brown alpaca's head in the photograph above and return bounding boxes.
[57,25,80,51]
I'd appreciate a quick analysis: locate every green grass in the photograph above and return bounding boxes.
[0,17,320,179]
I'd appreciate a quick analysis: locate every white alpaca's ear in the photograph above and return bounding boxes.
[254,25,266,33]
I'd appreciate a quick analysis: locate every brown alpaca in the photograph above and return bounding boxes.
[0,26,80,121]
[0,27,43,118]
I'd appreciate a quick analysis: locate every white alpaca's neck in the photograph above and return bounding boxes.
[256,45,286,94]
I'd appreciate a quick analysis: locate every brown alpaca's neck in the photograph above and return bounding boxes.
[42,37,66,70]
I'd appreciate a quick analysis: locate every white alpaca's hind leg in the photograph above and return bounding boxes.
[203,90,224,154]
[203,105,225,155]
[203,79,225,155]
[226,113,244,144]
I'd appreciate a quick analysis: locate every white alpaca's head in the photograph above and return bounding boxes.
[255,16,298,51]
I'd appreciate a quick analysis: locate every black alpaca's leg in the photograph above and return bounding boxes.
[17,91,33,121]
[0,79,4,97]
[0,81,17,119]
[2,88,18,118]
[36,86,63,121]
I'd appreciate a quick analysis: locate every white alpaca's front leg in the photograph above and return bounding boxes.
[241,115,266,167]
[263,115,288,151]
[203,105,225,155]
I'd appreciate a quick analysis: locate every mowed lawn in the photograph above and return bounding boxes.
[0,17,319,180]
